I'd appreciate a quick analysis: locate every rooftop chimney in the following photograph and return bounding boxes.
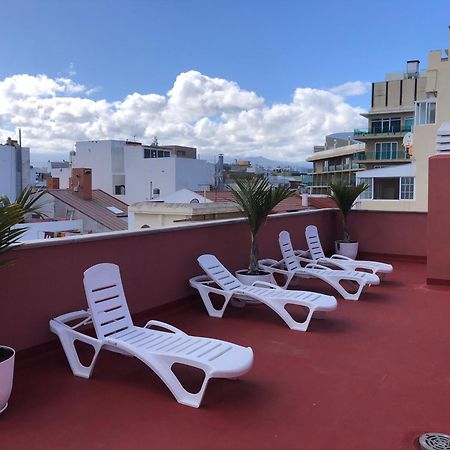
[46,177,60,190]
[70,168,92,200]
[406,60,420,78]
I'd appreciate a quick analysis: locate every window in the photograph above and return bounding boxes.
[375,142,398,160]
[323,160,329,172]
[144,148,170,158]
[115,185,126,195]
[400,177,415,200]
[415,100,436,125]
[177,150,186,157]
[157,150,170,158]
[359,177,373,199]
[374,178,399,200]
[371,118,401,133]
[404,117,414,132]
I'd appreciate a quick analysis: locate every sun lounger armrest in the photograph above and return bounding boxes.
[259,259,288,275]
[329,254,353,261]
[251,280,279,289]
[305,262,332,271]
[50,312,100,348]
[144,320,188,335]
[53,310,91,325]
[294,249,310,258]
[258,258,278,267]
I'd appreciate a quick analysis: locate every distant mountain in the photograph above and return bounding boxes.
[226,156,312,171]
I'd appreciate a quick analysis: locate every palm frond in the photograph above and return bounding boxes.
[328,180,368,242]
[0,187,47,268]
[228,175,294,273]
[329,181,368,218]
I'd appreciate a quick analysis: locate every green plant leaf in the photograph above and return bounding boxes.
[328,180,368,242]
[228,175,295,273]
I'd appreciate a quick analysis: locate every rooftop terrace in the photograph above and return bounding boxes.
[0,189,449,449]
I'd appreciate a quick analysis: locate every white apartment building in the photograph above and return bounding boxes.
[0,138,31,200]
[71,140,214,204]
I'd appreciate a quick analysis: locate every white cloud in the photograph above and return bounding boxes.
[0,70,367,162]
[328,81,371,97]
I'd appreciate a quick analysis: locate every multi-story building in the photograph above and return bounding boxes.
[0,137,31,200]
[307,133,365,194]
[357,32,450,211]
[308,29,450,210]
[71,140,214,204]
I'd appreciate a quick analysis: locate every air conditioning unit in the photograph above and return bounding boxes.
[436,122,450,152]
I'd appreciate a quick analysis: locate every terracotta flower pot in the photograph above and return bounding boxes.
[0,346,15,414]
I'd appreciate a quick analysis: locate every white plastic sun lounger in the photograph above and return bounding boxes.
[259,231,379,301]
[304,225,393,276]
[189,254,337,332]
[50,263,253,408]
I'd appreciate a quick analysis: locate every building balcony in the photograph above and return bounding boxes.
[354,127,412,139]
[362,150,412,164]
[2,208,449,450]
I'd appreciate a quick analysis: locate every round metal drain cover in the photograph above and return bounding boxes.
[420,433,450,450]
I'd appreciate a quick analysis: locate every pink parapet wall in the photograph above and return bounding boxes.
[1,209,336,352]
[348,211,427,259]
[427,154,450,284]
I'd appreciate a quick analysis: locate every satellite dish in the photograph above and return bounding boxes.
[403,132,413,148]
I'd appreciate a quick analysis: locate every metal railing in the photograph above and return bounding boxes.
[354,126,412,137]
[363,150,411,161]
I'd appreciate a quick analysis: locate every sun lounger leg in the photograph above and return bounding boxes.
[148,356,211,408]
[266,301,316,332]
[197,286,233,318]
[54,327,103,379]
[328,277,365,301]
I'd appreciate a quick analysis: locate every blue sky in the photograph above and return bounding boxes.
[0,0,449,162]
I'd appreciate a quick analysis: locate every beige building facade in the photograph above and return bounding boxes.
[358,33,450,211]
[128,201,240,230]
[309,29,450,211]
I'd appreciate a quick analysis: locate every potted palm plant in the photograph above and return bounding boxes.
[328,180,368,259]
[0,187,46,414]
[228,175,294,285]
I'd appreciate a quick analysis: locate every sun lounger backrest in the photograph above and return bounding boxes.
[198,255,242,291]
[83,263,134,340]
[279,231,301,272]
[305,225,325,260]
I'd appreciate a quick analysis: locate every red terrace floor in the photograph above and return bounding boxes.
[2,259,450,450]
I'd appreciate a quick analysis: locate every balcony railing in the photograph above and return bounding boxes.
[354,126,412,137]
[362,150,411,161]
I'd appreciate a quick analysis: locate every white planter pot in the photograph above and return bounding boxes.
[335,241,359,260]
[234,270,276,306]
[0,346,15,414]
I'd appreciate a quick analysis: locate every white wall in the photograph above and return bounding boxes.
[123,148,214,204]
[13,219,83,241]
[50,167,71,189]
[73,140,214,205]
[0,145,30,199]
[0,145,16,199]
[174,158,215,193]
[72,141,115,194]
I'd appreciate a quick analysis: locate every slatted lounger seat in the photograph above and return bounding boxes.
[303,225,393,276]
[258,231,379,301]
[50,263,253,408]
[189,254,337,331]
